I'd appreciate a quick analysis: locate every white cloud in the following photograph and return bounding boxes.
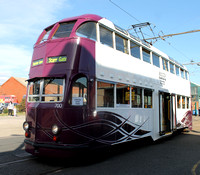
[0,0,70,41]
[0,0,71,85]
[0,44,32,84]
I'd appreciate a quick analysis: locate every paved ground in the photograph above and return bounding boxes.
[191,115,200,135]
[0,115,25,138]
[0,115,200,175]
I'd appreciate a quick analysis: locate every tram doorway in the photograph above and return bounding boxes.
[159,92,176,135]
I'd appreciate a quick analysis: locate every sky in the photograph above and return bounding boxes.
[0,0,200,85]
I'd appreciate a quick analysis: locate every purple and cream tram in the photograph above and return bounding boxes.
[23,14,192,157]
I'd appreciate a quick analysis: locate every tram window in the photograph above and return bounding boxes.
[176,66,180,76]
[132,87,142,108]
[162,58,169,71]
[42,78,64,102]
[40,27,53,43]
[130,42,140,59]
[97,81,114,107]
[142,48,151,63]
[52,21,76,39]
[177,95,181,108]
[182,96,185,109]
[115,34,129,54]
[187,97,190,108]
[144,89,152,108]
[70,77,87,106]
[28,80,41,102]
[116,84,130,108]
[170,62,175,74]
[29,80,40,95]
[152,54,160,67]
[180,69,185,79]
[185,71,188,80]
[100,26,113,48]
[76,22,97,41]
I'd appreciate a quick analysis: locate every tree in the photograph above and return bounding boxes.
[17,98,26,112]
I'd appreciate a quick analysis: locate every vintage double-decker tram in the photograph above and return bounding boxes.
[23,14,191,157]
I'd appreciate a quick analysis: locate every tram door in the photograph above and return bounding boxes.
[159,92,176,135]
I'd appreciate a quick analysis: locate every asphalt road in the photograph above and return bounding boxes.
[0,115,200,175]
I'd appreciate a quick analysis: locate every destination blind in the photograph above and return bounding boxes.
[47,56,67,63]
[32,59,43,67]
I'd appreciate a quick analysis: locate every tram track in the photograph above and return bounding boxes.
[0,157,36,168]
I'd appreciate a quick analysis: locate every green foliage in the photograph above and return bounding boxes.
[17,99,26,112]
[3,108,8,114]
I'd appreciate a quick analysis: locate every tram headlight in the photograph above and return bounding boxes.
[52,124,60,135]
[23,122,30,131]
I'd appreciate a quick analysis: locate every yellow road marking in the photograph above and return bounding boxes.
[192,160,200,175]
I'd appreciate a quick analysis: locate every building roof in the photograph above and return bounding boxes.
[14,77,27,87]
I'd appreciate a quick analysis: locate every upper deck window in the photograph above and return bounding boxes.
[115,34,128,54]
[185,71,188,80]
[130,42,140,59]
[76,22,97,41]
[100,26,113,48]
[180,69,185,78]
[142,48,151,63]
[152,54,160,67]
[176,66,180,76]
[162,58,169,71]
[39,27,53,43]
[52,21,76,39]
[170,62,175,74]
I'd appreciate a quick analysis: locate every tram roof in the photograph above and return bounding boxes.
[45,14,187,70]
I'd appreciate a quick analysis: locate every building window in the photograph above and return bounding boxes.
[115,34,129,54]
[132,87,142,108]
[100,26,113,48]
[170,62,175,74]
[76,22,97,41]
[116,83,130,108]
[152,54,160,67]
[144,89,152,108]
[130,42,140,59]
[177,95,181,108]
[142,48,151,63]
[162,58,169,71]
[97,81,114,107]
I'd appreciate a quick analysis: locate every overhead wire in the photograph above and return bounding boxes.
[109,0,140,23]
[109,0,195,64]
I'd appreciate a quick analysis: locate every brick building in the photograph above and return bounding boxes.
[0,77,27,103]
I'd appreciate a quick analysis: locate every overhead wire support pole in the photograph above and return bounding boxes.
[145,29,200,40]
[183,62,200,66]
